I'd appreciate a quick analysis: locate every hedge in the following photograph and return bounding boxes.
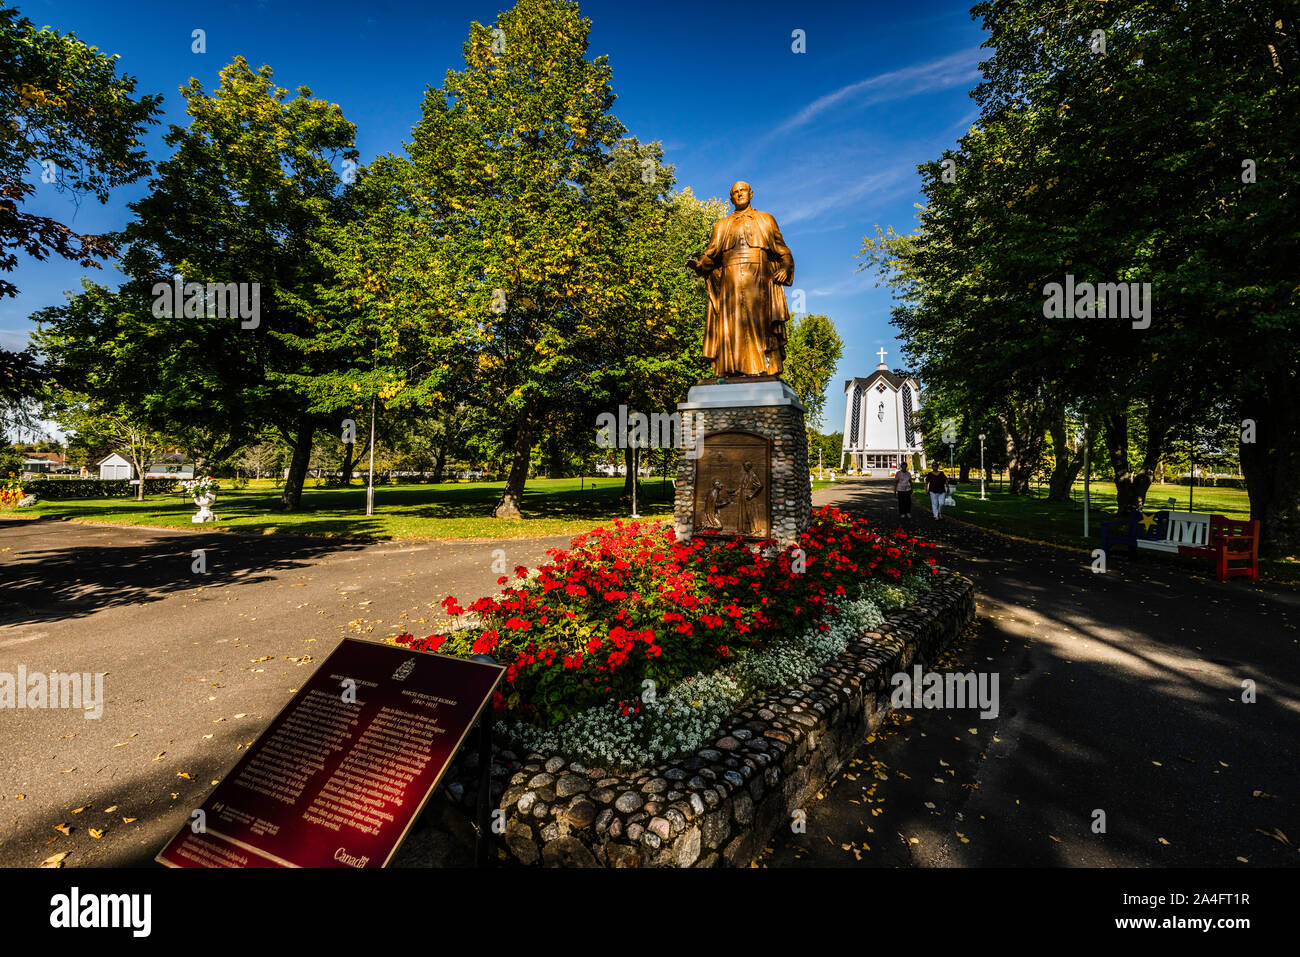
[21,478,180,499]
[1167,476,1248,489]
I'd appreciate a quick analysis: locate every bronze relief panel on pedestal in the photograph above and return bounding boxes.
[692,430,770,539]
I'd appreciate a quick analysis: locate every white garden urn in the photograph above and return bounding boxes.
[191,491,218,523]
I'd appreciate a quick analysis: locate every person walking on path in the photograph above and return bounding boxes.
[894,465,913,519]
[926,465,948,519]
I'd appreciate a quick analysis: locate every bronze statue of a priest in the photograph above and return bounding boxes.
[687,181,795,378]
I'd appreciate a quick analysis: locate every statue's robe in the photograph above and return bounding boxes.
[736,465,763,535]
[693,207,794,377]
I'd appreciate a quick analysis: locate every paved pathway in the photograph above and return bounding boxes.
[0,516,568,867]
[765,481,1300,867]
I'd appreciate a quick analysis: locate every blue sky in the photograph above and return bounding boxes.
[6,0,987,436]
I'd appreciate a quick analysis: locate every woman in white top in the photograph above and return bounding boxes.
[894,466,913,519]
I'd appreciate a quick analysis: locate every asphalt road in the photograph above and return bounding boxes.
[0,515,569,867]
[764,481,1300,868]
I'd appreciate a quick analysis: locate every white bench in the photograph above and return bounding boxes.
[1135,511,1210,553]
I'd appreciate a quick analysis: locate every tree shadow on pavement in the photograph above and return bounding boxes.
[0,521,372,628]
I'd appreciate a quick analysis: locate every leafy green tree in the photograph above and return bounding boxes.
[315,0,715,519]
[0,3,160,418]
[783,313,844,437]
[36,59,359,510]
[0,3,160,301]
[964,0,1299,545]
[47,392,174,500]
[808,431,842,472]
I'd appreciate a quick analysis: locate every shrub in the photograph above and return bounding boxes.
[20,478,179,499]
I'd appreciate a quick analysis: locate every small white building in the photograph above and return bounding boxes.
[840,350,926,477]
[97,453,133,480]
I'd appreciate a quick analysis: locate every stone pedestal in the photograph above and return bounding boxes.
[673,379,812,548]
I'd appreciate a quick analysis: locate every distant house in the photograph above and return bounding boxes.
[144,453,194,479]
[97,453,134,480]
[20,451,66,473]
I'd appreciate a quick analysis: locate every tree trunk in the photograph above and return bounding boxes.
[280,418,315,511]
[493,404,535,519]
[545,434,565,478]
[997,407,1049,496]
[1046,414,1085,502]
[1105,411,1143,513]
[1240,376,1300,557]
[339,439,355,486]
[432,444,447,484]
[1104,408,1168,514]
[621,445,643,501]
[958,462,970,484]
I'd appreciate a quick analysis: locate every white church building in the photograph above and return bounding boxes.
[840,349,926,476]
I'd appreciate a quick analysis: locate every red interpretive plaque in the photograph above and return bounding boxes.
[157,638,503,868]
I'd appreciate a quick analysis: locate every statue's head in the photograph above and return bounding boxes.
[730,181,752,210]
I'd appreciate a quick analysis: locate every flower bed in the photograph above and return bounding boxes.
[396,506,937,767]
[396,565,976,868]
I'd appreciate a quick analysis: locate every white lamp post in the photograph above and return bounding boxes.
[978,434,987,500]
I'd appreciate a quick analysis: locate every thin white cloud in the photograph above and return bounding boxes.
[771,47,984,140]
[776,166,913,226]
[809,271,878,298]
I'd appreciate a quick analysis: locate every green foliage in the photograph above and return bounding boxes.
[783,313,844,434]
[0,2,161,299]
[35,57,360,507]
[311,0,719,517]
[23,477,177,498]
[860,1,1299,523]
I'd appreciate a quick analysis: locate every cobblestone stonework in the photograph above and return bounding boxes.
[673,403,811,548]
[418,568,976,868]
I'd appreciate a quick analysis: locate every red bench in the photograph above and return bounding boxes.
[1204,515,1260,582]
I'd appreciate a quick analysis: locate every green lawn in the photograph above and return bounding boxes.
[11,477,686,541]
[9,475,841,541]
[943,479,1298,583]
